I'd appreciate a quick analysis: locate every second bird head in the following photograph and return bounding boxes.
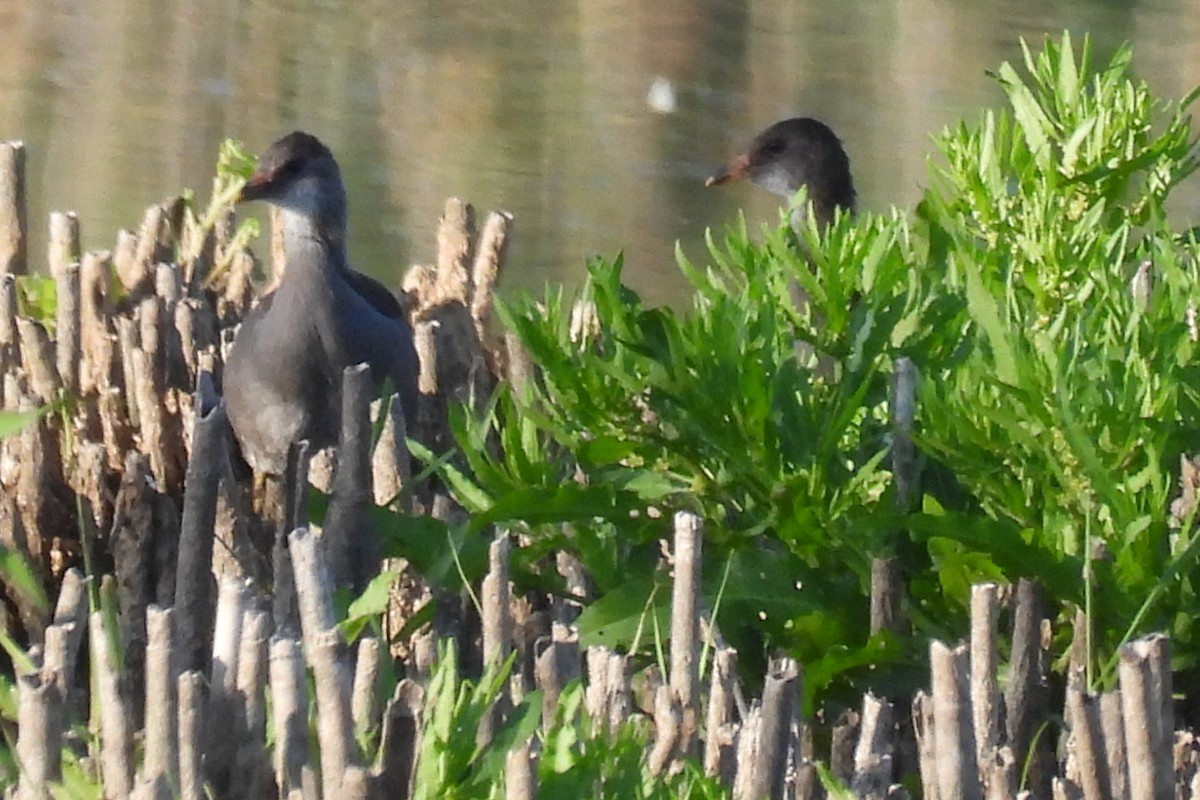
[708,117,856,227]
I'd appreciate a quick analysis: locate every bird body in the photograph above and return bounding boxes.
[224,132,419,474]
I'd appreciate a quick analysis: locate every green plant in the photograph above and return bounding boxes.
[913,34,1200,684]
[428,216,947,704]
[538,680,727,800]
[189,138,261,283]
[413,32,1200,708]
[412,643,541,800]
[407,641,729,800]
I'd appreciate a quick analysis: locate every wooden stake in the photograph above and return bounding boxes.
[434,198,474,305]
[670,511,702,759]
[178,671,206,800]
[16,672,63,799]
[479,533,513,746]
[47,211,80,280]
[173,372,227,672]
[352,636,381,742]
[1119,635,1173,800]
[931,641,980,800]
[269,637,310,797]
[323,363,375,593]
[0,141,28,275]
[91,610,134,797]
[970,583,1002,770]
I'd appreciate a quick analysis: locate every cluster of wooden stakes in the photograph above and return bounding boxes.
[0,139,1193,800]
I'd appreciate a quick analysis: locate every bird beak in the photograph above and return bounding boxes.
[705,152,751,187]
[237,167,275,202]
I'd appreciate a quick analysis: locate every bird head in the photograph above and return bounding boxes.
[239,131,348,232]
[707,117,856,226]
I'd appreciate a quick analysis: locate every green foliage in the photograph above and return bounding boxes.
[432,209,943,703]
[0,405,48,441]
[412,644,542,800]
[0,403,52,673]
[16,275,57,329]
[411,642,728,800]
[47,748,105,800]
[916,33,1200,684]
[538,682,727,800]
[419,32,1200,704]
[187,137,261,284]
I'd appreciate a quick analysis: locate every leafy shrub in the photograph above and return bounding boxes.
[417,33,1200,705]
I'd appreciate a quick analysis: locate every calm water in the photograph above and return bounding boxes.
[2,0,1199,305]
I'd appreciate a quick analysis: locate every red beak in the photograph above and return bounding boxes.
[238,167,276,202]
[705,152,751,187]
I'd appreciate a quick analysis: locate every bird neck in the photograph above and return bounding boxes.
[278,207,350,275]
[791,195,836,231]
[790,181,856,231]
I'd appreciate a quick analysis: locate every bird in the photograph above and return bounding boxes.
[223,131,420,475]
[707,118,857,379]
[706,117,856,229]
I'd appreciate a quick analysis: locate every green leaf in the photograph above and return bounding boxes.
[0,543,49,616]
[961,255,1017,384]
[340,568,401,640]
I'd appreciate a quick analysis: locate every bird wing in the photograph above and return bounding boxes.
[344,269,406,320]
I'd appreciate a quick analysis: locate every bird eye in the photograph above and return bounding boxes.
[762,138,786,156]
[276,158,302,179]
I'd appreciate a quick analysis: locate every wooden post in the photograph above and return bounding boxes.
[177,671,206,800]
[470,209,512,342]
[1006,579,1051,796]
[434,197,474,305]
[269,637,309,797]
[47,210,80,280]
[479,533,513,746]
[18,318,61,403]
[852,693,896,800]
[752,657,801,800]
[289,527,356,797]
[1119,635,1173,800]
[91,611,134,798]
[1099,691,1129,800]
[377,680,424,798]
[648,682,680,776]
[204,577,246,791]
[703,646,738,783]
[930,641,980,800]
[323,363,375,593]
[969,583,1002,771]
[1066,676,1112,800]
[535,623,580,728]
[505,736,539,800]
[311,628,356,799]
[16,672,63,800]
[352,636,381,742]
[142,606,177,791]
[670,511,702,759]
[288,526,338,650]
[234,607,272,798]
[173,372,227,672]
[0,141,28,275]
[372,392,411,506]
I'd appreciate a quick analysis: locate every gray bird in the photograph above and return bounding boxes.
[707,117,856,228]
[224,131,419,474]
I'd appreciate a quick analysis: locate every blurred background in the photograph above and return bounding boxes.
[1,0,1198,305]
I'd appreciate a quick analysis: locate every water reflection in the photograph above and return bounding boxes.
[0,0,1198,305]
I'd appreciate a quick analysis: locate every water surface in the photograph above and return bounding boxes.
[1,0,1198,304]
